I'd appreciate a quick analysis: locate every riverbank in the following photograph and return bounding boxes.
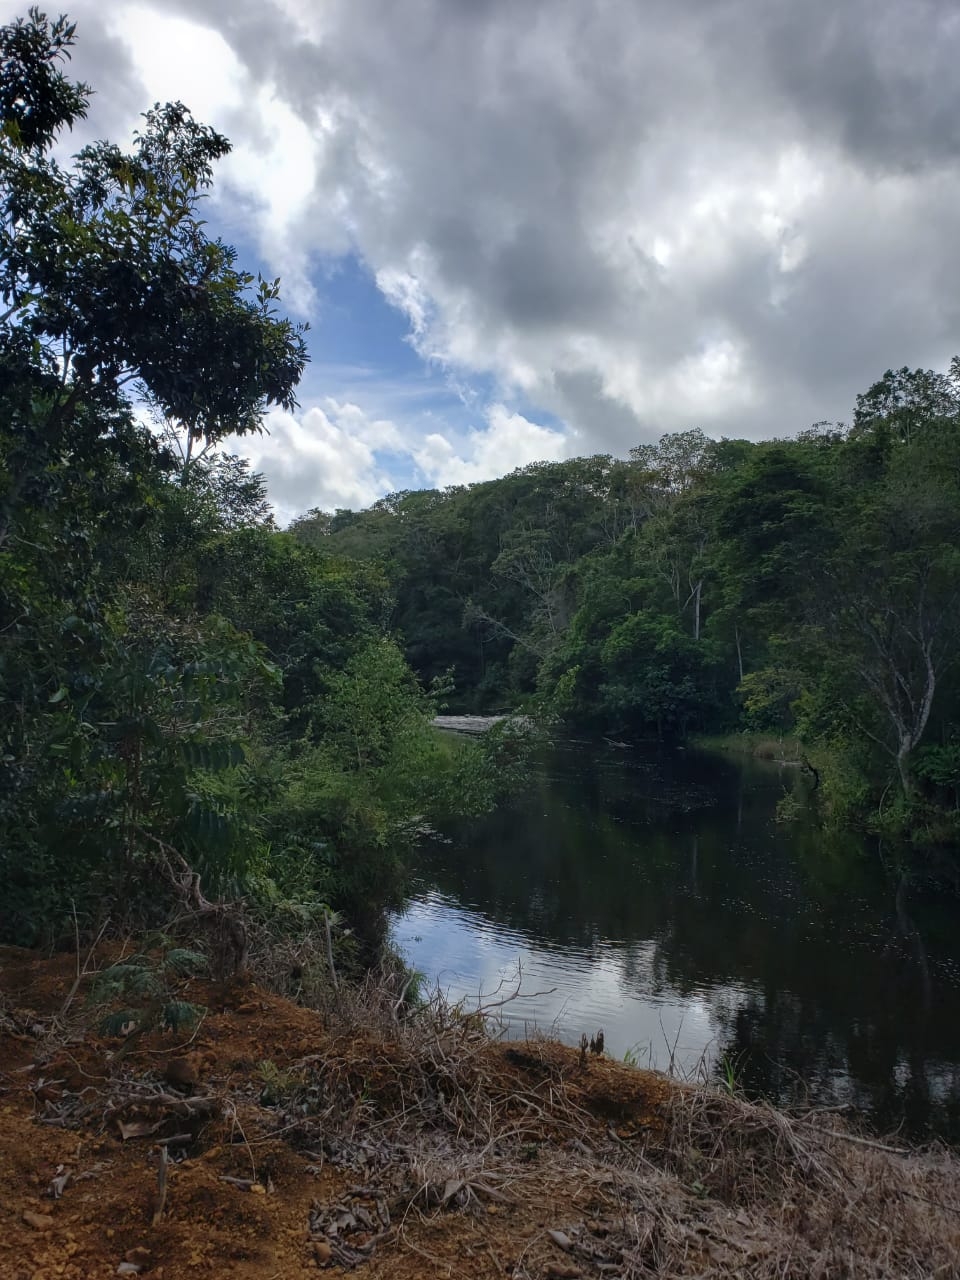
[691,731,807,764]
[1,946,958,1278]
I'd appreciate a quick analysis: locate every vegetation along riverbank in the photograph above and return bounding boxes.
[294,392,960,842]
[0,10,529,954]
[690,733,806,764]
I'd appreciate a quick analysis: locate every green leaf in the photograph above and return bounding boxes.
[161,948,207,977]
[161,1000,204,1032]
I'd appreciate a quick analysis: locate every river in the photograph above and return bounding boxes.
[392,737,960,1140]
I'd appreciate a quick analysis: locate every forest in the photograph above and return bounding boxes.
[294,373,960,835]
[0,10,525,949]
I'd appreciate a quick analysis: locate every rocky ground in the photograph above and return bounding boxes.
[1,944,958,1279]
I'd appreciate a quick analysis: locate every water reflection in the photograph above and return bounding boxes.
[392,740,960,1140]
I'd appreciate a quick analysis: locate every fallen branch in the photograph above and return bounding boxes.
[800,1123,910,1156]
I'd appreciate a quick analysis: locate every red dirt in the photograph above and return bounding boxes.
[0,946,675,1280]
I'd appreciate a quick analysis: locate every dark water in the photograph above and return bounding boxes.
[392,739,960,1141]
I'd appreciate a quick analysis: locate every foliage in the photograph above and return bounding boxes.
[0,10,524,949]
[88,939,207,1041]
[305,368,960,829]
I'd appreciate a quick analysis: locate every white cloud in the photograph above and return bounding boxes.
[104,6,244,127]
[231,398,568,522]
[102,3,332,311]
[375,265,432,340]
[413,404,571,488]
[232,402,396,523]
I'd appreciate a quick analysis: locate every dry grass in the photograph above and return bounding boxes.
[5,941,960,1278]
[645,1086,960,1277]
[242,965,960,1278]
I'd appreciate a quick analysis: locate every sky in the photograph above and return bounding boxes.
[10,0,960,522]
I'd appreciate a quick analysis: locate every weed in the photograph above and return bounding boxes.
[717,1052,743,1097]
[88,936,207,1051]
[257,1059,308,1107]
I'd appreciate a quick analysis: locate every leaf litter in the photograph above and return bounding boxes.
[1,942,960,1279]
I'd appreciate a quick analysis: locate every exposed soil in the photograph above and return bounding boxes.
[2,944,959,1279]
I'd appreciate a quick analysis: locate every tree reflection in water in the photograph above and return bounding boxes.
[394,739,960,1141]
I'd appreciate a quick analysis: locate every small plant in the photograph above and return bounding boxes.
[717,1053,740,1096]
[89,937,207,1051]
[257,1059,307,1107]
[401,967,428,1009]
[623,1042,650,1068]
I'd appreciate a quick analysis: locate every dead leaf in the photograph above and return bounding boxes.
[22,1209,55,1231]
[117,1119,161,1141]
[548,1229,572,1251]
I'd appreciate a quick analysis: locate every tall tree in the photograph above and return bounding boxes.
[0,9,305,931]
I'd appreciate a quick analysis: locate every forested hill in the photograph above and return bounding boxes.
[291,369,960,825]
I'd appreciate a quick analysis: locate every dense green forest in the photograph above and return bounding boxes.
[0,11,524,949]
[293,375,960,833]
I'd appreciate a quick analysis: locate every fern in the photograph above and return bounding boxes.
[89,961,162,1004]
[161,999,203,1032]
[89,944,207,1044]
[162,948,207,977]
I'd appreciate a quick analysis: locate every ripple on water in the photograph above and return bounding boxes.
[392,893,754,1073]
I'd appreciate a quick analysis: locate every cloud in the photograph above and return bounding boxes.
[413,404,571,488]
[233,399,568,522]
[232,402,397,523]
[7,0,960,510]
[154,0,960,444]
[97,5,330,310]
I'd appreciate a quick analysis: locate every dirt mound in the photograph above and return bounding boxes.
[2,945,959,1279]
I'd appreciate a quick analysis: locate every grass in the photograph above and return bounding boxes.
[694,731,807,763]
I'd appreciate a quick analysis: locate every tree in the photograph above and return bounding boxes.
[811,416,960,795]
[0,9,306,547]
[0,9,304,935]
[0,9,521,949]
[851,365,960,446]
[711,381,960,799]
